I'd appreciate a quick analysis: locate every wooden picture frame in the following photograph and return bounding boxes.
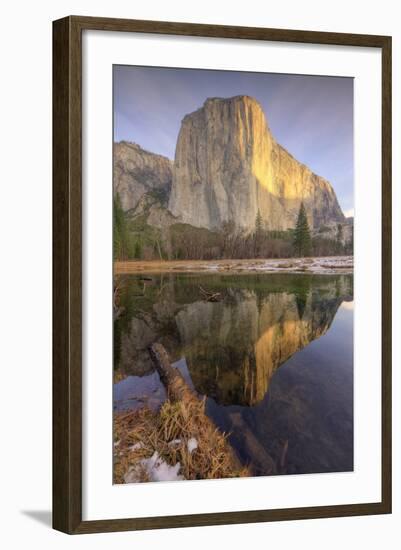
[53,15,392,534]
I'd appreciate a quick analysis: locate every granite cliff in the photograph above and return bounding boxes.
[114,141,173,212]
[114,96,347,233]
[168,96,345,231]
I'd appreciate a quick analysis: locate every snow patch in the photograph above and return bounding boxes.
[187,437,198,454]
[129,442,144,451]
[124,452,184,483]
[168,439,182,447]
[199,256,353,275]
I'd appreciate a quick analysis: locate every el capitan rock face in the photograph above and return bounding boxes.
[114,141,173,211]
[168,96,345,231]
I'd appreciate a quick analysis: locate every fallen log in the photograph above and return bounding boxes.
[198,285,222,302]
[148,343,247,474]
[149,343,196,403]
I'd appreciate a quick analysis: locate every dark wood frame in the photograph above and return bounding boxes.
[53,15,392,534]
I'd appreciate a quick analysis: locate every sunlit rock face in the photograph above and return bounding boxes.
[169,96,345,231]
[114,141,173,211]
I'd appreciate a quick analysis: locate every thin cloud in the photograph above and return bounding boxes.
[343,208,354,218]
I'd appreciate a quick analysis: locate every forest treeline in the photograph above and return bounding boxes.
[114,196,353,261]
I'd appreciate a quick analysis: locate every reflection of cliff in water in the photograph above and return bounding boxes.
[206,301,354,476]
[114,274,353,407]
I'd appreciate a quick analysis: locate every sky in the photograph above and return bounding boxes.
[114,65,354,215]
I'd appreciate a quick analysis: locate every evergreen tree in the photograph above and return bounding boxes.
[113,194,129,260]
[255,209,262,234]
[336,223,344,254]
[134,240,142,259]
[113,196,122,259]
[293,202,312,257]
[254,209,264,257]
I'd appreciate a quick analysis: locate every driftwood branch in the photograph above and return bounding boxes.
[131,277,153,297]
[198,285,222,302]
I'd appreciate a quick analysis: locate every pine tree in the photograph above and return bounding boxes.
[255,209,262,235]
[293,202,312,257]
[134,240,142,259]
[336,223,344,254]
[254,209,263,257]
[113,194,128,260]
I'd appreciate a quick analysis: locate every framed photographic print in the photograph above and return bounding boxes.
[53,16,392,534]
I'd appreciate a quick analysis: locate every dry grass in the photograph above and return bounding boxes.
[114,398,249,484]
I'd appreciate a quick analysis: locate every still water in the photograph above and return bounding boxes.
[113,272,353,476]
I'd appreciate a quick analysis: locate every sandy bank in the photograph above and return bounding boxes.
[114,255,353,276]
